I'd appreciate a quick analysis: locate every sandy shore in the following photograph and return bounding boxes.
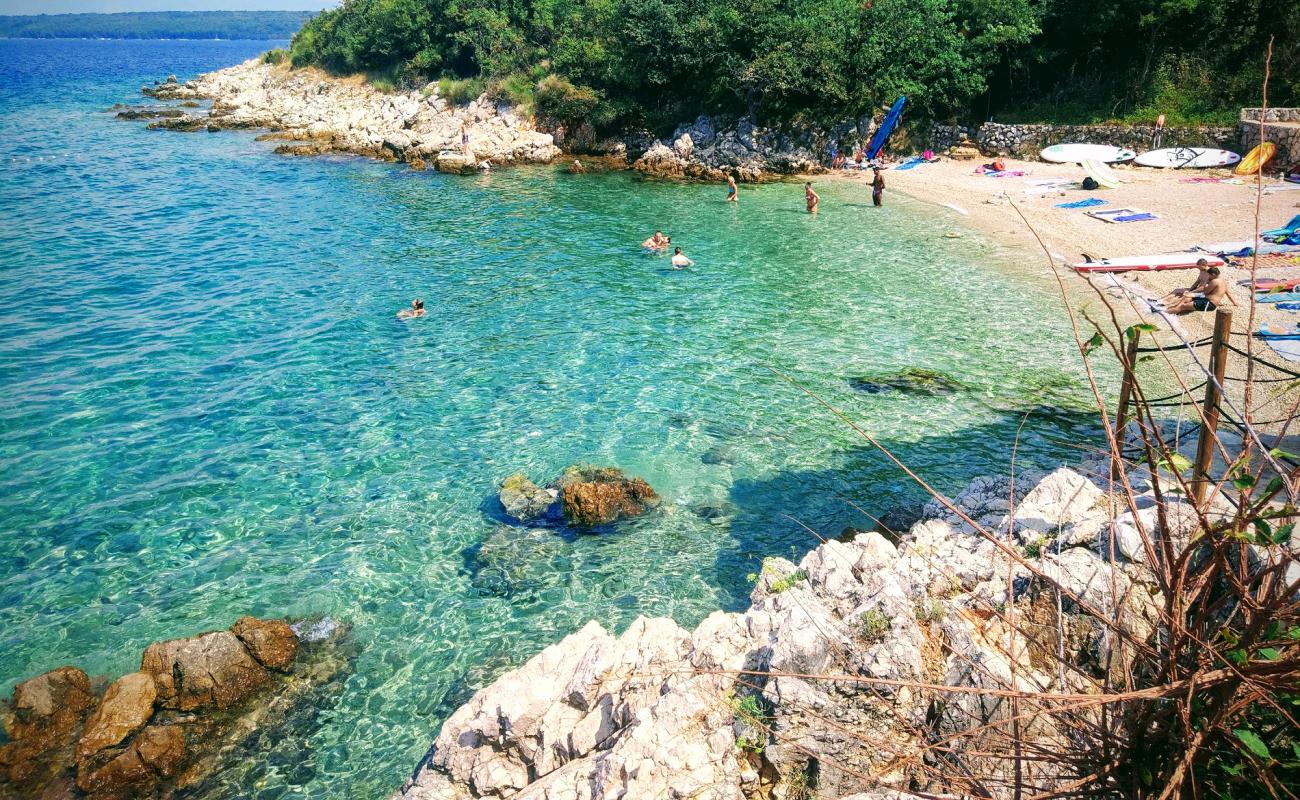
[825,157,1300,449]
[828,157,1300,344]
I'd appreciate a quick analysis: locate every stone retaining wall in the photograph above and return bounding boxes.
[1239,108,1299,170]
[967,122,1238,158]
[930,111,1300,171]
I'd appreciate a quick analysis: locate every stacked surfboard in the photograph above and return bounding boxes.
[1040,144,1136,164]
[1134,147,1241,168]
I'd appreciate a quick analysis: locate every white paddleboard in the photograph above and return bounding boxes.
[1134,147,1241,168]
[1071,253,1225,273]
[1040,143,1137,164]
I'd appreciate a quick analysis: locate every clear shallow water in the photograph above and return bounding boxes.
[0,39,1110,798]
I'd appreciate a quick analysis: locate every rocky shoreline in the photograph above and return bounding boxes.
[126,60,854,180]
[389,461,1212,800]
[135,60,560,173]
[1,615,351,799]
[128,59,1293,186]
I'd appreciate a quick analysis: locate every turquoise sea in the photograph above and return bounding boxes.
[0,39,1110,798]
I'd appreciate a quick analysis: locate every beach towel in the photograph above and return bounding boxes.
[1254,292,1300,303]
[1256,324,1300,339]
[1266,338,1300,362]
[1088,208,1158,223]
[1274,302,1300,310]
[894,156,925,170]
[1179,177,1243,184]
[1055,198,1107,209]
[1263,215,1300,238]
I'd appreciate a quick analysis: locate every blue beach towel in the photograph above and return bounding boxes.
[1275,302,1300,311]
[1255,292,1300,303]
[894,156,925,171]
[1055,198,1107,209]
[1266,338,1300,362]
[1114,213,1158,223]
[1263,214,1300,238]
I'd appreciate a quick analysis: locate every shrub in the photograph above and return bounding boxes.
[263,48,288,65]
[439,76,488,106]
[533,75,605,125]
[486,72,537,110]
[768,568,808,594]
[858,609,892,643]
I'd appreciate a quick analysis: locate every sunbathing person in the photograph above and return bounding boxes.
[1164,267,1228,314]
[1161,259,1212,303]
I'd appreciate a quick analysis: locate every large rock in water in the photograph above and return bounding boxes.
[553,465,660,526]
[141,630,271,711]
[498,473,558,523]
[0,666,97,790]
[0,615,340,800]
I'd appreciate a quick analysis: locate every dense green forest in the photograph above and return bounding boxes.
[288,0,1297,132]
[0,11,312,41]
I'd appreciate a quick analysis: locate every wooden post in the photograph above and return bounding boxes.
[1192,308,1233,507]
[1111,330,1141,481]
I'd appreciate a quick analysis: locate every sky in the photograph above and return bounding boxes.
[0,1,338,12]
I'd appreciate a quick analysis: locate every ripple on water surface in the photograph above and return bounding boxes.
[0,38,1111,798]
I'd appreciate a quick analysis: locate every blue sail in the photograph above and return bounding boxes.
[866,96,907,159]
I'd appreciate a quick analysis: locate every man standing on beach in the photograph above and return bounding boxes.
[805,182,820,213]
[871,167,885,207]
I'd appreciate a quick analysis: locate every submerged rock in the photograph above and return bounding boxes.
[553,465,660,526]
[114,107,186,120]
[464,524,573,597]
[0,615,350,800]
[849,368,964,396]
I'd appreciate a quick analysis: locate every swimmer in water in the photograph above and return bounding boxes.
[805,182,820,213]
[641,231,669,250]
[670,247,694,269]
[397,298,426,320]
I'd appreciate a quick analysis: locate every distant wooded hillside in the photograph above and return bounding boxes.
[0,11,314,40]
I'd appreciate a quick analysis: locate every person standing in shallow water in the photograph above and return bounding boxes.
[805,182,819,213]
[726,173,738,202]
[871,167,885,207]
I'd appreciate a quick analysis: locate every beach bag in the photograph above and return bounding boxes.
[1082,176,1099,190]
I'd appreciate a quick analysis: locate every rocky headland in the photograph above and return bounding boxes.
[136,62,560,173]
[128,62,857,180]
[1,615,350,799]
[390,463,1228,800]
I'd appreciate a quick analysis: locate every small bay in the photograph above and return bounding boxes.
[0,39,1108,798]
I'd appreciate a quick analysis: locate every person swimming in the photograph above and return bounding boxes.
[641,231,670,250]
[805,182,820,213]
[397,298,426,320]
[726,173,738,202]
[670,247,694,269]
